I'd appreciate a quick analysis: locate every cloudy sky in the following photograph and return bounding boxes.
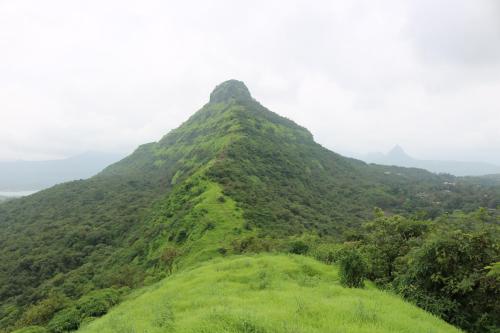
[1,0,499,164]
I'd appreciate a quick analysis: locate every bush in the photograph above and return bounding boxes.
[76,289,120,317]
[289,240,309,255]
[47,307,81,333]
[17,295,67,326]
[44,289,120,333]
[339,248,367,288]
[161,247,179,274]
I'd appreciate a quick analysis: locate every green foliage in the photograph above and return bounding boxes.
[288,240,309,255]
[75,289,120,318]
[486,262,500,280]
[362,213,429,285]
[395,229,499,332]
[43,289,120,333]
[47,307,81,333]
[339,248,368,288]
[359,209,500,333]
[16,295,67,328]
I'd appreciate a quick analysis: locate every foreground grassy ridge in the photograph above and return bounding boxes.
[79,255,461,333]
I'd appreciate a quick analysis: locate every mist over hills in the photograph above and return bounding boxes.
[360,145,500,177]
[0,152,125,191]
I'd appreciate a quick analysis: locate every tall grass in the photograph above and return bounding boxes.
[78,254,462,333]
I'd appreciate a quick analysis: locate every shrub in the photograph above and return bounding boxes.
[44,289,120,333]
[161,247,179,274]
[17,295,67,326]
[47,307,81,333]
[76,289,120,317]
[338,248,367,288]
[289,240,309,255]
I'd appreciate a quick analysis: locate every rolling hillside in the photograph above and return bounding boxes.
[0,80,498,333]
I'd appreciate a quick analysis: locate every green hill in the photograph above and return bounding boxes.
[0,80,498,333]
[77,254,461,333]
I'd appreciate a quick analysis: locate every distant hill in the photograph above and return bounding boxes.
[0,152,125,191]
[362,145,500,176]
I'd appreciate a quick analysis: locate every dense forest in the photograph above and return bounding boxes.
[0,81,498,333]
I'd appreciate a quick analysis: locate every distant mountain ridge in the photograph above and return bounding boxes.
[362,145,500,177]
[0,152,125,191]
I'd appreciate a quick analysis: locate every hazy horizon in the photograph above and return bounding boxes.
[1,0,499,164]
[1,143,499,169]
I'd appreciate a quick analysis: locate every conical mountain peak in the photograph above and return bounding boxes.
[387,145,413,162]
[388,145,407,157]
[209,79,252,103]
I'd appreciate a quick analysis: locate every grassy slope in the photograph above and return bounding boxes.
[78,254,461,333]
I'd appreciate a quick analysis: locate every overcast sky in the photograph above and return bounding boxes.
[1,0,499,164]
